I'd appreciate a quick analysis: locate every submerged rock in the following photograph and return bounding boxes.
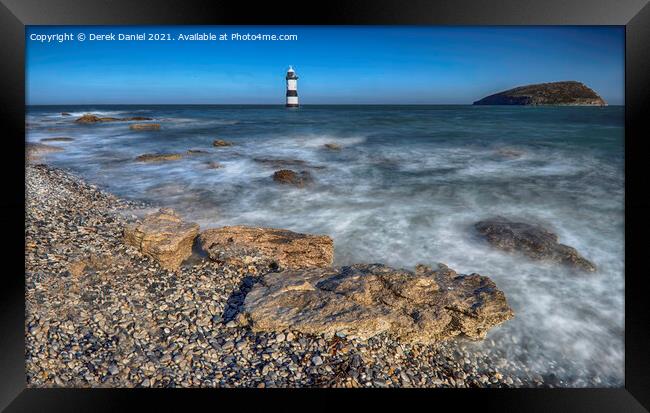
[253,158,307,167]
[272,169,313,187]
[323,143,341,150]
[26,142,63,161]
[474,217,596,272]
[242,263,514,343]
[213,139,233,147]
[205,161,224,169]
[186,149,209,155]
[495,148,525,159]
[129,123,161,130]
[254,158,325,170]
[26,142,64,152]
[40,137,74,142]
[135,153,182,162]
[61,112,71,116]
[199,226,333,270]
[124,208,199,270]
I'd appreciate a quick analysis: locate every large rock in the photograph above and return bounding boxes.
[75,114,119,123]
[272,169,313,187]
[199,226,333,270]
[473,81,606,106]
[242,263,514,343]
[475,217,596,272]
[124,209,199,270]
[213,139,233,147]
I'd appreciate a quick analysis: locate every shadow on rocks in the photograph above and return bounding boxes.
[180,237,209,268]
[189,235,281,325]
[222,275,263,324]
[221,258,283,324]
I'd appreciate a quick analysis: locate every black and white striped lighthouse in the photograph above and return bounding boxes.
[285,66,299,108]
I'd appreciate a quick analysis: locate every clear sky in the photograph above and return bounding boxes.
[26,26,624,105]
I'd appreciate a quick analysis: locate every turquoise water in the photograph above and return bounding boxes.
[26,105,625,386]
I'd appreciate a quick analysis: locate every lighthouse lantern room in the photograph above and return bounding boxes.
[286,66,299,108]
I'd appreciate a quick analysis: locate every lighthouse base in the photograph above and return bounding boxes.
[286,103,299,108]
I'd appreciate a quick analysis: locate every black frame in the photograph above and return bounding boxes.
[2,0,649,411]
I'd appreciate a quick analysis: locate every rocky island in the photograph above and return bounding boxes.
[473,81,606,106]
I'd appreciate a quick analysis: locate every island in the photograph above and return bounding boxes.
[473,81,606,106]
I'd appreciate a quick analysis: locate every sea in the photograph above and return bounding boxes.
[26,104,625,387]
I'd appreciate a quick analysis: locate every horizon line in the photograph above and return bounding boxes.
[26,103,624,107]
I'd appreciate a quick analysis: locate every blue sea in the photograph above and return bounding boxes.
[26,104,625,386]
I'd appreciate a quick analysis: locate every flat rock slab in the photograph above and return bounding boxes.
[475,217,596,272]
[75,114,153,123]
[135,153,182,162]
[124,208,199,270]
[129,123,161,130]
[242,263,514,344]
[199,226,333,270]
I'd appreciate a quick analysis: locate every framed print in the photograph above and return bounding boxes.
[1,0,649,411]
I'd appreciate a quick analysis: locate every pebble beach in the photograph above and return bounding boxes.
[25,163,535,388]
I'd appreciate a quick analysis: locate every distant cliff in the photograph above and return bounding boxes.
[473,81,606,106]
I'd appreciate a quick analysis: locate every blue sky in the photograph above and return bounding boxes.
[26,26,624,105]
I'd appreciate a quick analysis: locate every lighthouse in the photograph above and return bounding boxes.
[285,66,299,108]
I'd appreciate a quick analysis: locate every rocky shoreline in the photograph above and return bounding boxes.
[26,163,550,388]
